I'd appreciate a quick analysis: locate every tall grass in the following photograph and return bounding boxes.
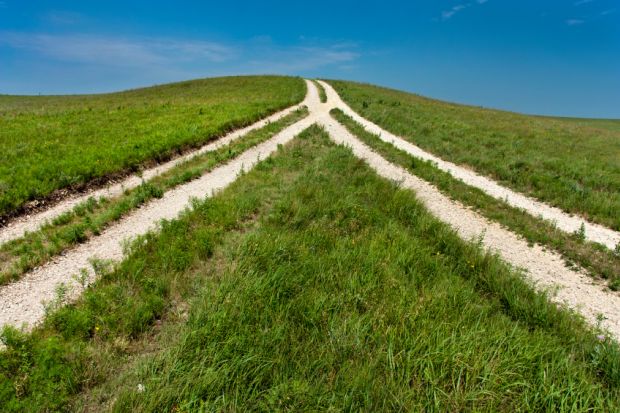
[328,80,620,231]
[0,124,322,412]
[0,76,305,219]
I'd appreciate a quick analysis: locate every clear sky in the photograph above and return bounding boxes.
[0,0,618,118]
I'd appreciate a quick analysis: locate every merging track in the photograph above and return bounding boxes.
[2,80,620,341]
[321,81,620,251]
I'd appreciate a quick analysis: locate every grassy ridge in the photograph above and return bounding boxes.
[0,108,308,286]
[549,117,620,133]
[328,80,620,231]
[2,128,617,411]
[331,108,620,288]
[0,75,305,219]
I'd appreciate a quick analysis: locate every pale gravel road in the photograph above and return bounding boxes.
[0,101,307,247]
[0,80,321,331]
[319,80,620,252]
[2,79,620,342]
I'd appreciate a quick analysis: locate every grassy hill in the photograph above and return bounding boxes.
[0,76,305,220]
[1,78,619,411]
[328,80,620,230]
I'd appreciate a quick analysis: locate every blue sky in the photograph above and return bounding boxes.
[0,1,618,118]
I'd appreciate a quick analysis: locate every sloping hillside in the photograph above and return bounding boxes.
[0,76,305,219]
[329,80,620,230]
[1,78,619,412]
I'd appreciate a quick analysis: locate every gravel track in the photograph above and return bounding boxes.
[318,80,620,251]
[0,102,307,247]
[0,80,320,331]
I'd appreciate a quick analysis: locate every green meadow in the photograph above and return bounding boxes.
[331,108,620,288]
[0,108,308,286]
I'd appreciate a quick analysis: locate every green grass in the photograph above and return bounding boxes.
[328,80,620,231]
[546,117,620,133]
[0,75,305,219]
[331,108,620,289]
[0,108,308,286]
[314,80,327,103]
[2,127,619,412]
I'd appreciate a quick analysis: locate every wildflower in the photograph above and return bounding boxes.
[137,383,146,393]
[596,334,606,342]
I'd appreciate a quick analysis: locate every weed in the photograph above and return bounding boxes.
[72,268,89,289]
[42,282,69,316]
[575,222,587,242]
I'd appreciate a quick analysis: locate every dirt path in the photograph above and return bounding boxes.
[0,81,321,331]
[318,81,620,252]
[2,79,619,342]
[0,101,307,247]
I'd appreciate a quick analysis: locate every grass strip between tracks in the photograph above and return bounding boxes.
[328,80,620,231]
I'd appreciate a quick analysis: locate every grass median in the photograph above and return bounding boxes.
[331,108,620,289]
[314,80,327,103]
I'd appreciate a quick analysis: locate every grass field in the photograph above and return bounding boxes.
[332,109,620,288]
[0,108,308,286]
[2,128,619,412]
[328,80,620,231]
[0,75,305,220]
[550,117,620,133]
